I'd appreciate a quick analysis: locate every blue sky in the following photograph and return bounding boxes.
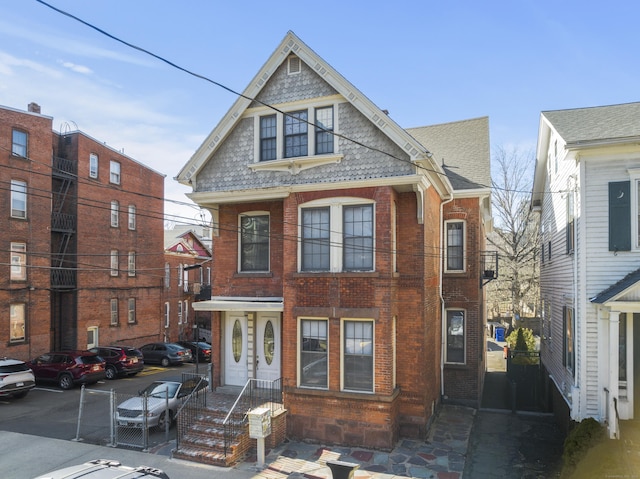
[1,0,638,224]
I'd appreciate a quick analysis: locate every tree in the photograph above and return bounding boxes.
[487,146,540,319]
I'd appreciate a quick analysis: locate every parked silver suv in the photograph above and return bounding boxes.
[0,357,35,399]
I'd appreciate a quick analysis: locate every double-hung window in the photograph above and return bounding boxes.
[128,298,136,324]
[128,205,136,230]
[11,180,27,219]
[343,320,374,392]
[111,201,119,227]
[445,221,465,271]
[110,250,118,276]
[239,213,269,272]
[10,303,26,343]
[563,306,575,375]
[110,161,121,185]
[260,115,277,161]
[445,309,465,364]
[89,153,99,178]
[300,319,328,388]
[315,106,334,155]
[10,242,27,281]
[301,200,374,272]
[110,299,118,325]
[128,252,136,276]
[284,110,308,158]
[12,129,27,157]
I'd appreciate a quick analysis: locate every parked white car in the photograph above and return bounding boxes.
[116,377,207,429]
[0,357,35,399]
[34,459,169,479]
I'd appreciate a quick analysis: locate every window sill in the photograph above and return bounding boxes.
[292,271,379,278]
[444,362,467,369]
[249,154,343,175]
[234,271,273,278]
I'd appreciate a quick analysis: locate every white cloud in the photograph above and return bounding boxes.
[61,61,93,75]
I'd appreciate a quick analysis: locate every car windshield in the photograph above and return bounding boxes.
[141,382,179,398]
[0,362,29,373]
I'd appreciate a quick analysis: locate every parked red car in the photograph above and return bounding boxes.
[27,350,106,390]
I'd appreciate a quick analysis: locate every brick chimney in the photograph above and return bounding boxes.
[28,102,41,114]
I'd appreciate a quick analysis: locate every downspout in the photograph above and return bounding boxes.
[440,195,454,397]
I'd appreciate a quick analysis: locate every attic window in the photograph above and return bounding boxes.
[288,56,301,75]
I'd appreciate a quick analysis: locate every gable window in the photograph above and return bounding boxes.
[110,299,118,325]
[445,309,465,364]
[12,129,27,157]
[260,115,277,161]
[445,220,465,271]
[315,107,334,154]
[11,180,27,219]
[288,55,301,75]
[301,200,374,273]
[111,201,119,227]
[284,110,308,158]
[89,153,98,178]
[10,242,27,281]
[128,298,136,324]
[343,319,373,393]
[563,306,575,375]
[110,250,118,276]
[110,161,121,185]
[240,213,270,272]
[300,319,328,388]
[10,303,26,343]
[128,252,136,276]
[128,205,136,230]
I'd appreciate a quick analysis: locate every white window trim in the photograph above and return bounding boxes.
[12,129,28,157]
[298,316,329,390]
[110,250,118,276]
[128,298,136,324]
[178,301,183,324]
[10,242,27,281]
[11,180,27,219]
[298,197,375,273]
[340,317,375,394]
[628,169,640,249]
[238,211,270,273]
[444,219,466,273]
[444,308,466,365]
[287,55,301,75]
[10,303,26,343]
[128,252,136,277]
[110,299,118,325]
[111,201,119,227]
[110,160,121,185]
[249,100,343,175]
[128,205,136,230]
[164,302,170,328]
[89,153,98,178]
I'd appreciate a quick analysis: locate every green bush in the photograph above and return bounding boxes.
[562,418,605,471]
[506,327,536,351]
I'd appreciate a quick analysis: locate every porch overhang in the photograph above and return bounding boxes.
[192,296,284,312]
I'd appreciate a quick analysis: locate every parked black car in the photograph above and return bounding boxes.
[138,343,191,367]
[89,346,144,379]
[176,341,212,362]
[27,350,106,390]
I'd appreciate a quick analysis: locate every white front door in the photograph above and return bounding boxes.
[256,312,281,382]
[224,313,248,386]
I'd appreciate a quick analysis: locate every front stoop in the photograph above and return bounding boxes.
[173,406,251,467]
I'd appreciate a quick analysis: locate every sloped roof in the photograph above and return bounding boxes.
[590,267,640,304]
[176,31,451,198]
[542,101,640,146]
[164,228,211,256]
[406,117,491,191]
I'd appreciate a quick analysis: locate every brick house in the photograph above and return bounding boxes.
[1,102,166,360]
[176,32,491,449]
[163,227,212,343]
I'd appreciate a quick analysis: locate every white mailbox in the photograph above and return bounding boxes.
[248,407,271,439]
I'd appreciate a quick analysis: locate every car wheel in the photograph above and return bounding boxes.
[58,374,74,390]
[160,357,170,367]
[105,365,117,380]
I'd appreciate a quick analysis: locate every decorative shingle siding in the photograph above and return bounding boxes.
[251,58,338,107]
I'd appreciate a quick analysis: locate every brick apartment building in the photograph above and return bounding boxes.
[177,32,492,449]
[163,226,212,344]
[1,102,166,361]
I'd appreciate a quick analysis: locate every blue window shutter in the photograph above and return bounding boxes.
[609,181,631,252]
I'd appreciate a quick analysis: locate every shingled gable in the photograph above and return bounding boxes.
[175,31,451,199]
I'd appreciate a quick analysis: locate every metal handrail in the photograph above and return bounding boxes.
[175,373,208,450]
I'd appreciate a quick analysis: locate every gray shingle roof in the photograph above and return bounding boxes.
[543,101,640,145]
[406,116,491,191]
[590,267,640,304]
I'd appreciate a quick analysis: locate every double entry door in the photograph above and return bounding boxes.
[224,311,281,387]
